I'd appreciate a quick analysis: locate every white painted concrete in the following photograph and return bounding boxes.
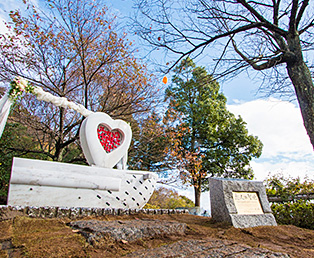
[8,158,158,209]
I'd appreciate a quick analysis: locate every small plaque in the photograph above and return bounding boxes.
[233,192,263,215]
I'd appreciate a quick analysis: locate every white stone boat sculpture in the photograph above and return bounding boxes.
[4,88,158,209]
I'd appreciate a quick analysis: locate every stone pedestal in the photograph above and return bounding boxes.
[209,178,277,228]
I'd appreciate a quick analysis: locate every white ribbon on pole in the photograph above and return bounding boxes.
[0,84,94,140]
[0,93,13,139]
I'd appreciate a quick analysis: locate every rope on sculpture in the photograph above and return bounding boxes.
[0,77,94,139]
[33,87,93,117]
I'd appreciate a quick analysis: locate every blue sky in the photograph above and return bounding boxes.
[106,0,314,180]
[1,0,314,209]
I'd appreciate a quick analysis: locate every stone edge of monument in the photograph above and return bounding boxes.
[0,205,190,221]
[209,177,277,228]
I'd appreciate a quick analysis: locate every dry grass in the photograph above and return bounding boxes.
[11,217,89,257]
[0,214,314,257]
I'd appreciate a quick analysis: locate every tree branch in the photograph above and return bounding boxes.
[289,0,299,34]
[167,22,270,71]
[7,147,54,159]
[272,0,280,25]
[299,18,314,34]
[296,0,309,28]
[236,0,287,35]
[232,39,290,70]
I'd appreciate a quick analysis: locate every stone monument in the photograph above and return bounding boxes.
[209,177,277,228]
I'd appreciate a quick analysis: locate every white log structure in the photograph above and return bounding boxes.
[8,158,157,209]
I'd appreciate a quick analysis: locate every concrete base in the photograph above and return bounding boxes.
[230,214,277,228]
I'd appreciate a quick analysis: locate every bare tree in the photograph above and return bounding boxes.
[133,0,314,149]
[0,0,159,162]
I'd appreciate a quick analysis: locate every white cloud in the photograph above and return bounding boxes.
[0,1,21,35]
[0,17,7,35]
[0,6,9,35]
[0,0,39,34]
[251,160,314,181]
[227,98,314,181]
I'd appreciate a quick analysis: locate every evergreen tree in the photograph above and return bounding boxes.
[165,58,263,206]
[128,112,171,172]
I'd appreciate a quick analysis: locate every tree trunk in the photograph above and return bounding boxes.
[55,107,65,162]
[286,37,314,149]
[56,147,65,162]
[194,185,201,207]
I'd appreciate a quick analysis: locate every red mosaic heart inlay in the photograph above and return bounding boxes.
[97,124,122,153]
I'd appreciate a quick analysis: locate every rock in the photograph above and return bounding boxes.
[125,239,290,258]
[69,219,187,244]
[0,206,24,220]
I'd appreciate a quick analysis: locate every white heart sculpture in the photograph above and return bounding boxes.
[80,112,132,169]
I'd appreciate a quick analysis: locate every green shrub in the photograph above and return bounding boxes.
[0,122,46,202]
[271,200,314,230]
